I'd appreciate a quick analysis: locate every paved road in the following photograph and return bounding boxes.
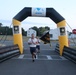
[0,41,76,75]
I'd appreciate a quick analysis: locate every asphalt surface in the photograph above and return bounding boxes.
[0,41,76,75]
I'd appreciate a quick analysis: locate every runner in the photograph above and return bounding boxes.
[28,34,37,62]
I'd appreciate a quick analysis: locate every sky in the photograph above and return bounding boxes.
[0,0,76,31]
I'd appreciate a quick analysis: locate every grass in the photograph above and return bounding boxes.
[0,35,76,50]
[0,35,29,41]
[0,35,76,44]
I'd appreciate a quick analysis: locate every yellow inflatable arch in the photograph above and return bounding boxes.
[12,7,69,55]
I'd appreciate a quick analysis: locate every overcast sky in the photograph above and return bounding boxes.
[0,0,76,31]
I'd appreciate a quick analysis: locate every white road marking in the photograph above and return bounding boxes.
[24,48,53,50]
[60,56,67,60]
[13,58,68,61]
[12,54,67,61]
[47,55,52,60]
[18,54,24,59]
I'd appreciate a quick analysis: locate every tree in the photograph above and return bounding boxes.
[0,26,13,35]
[45,26,50,30]
[22,28,26,36]
[69,32,72,36]
[31,26,38,31]
[0,23,3,27]
[39,27,46,36]
[31,26,39,36]
[29,26,50,36]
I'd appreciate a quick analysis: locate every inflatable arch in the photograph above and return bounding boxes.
[12,7,68,56]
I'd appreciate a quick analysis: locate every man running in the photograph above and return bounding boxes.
[28,34,37,62]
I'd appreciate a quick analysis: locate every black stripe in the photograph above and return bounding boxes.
[13,7,31,22]
[13,7,65,23]
[46,8,65,23]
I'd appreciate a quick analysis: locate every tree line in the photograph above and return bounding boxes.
[30,26,50,36]
[0,23,50,36]
[0,23,73,36]
[0,26,50,36]
[0,26,27,36]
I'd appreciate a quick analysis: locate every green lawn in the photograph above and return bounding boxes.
[0,35,29,41]
[0,35,76,49]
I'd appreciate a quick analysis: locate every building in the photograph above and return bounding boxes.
[27,29,36,37]
[49,28,59,40]
[69,34,76,39]
[49,28,76,40]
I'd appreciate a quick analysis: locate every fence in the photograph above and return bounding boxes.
[55,44,76,63]
[0,44,20,63]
